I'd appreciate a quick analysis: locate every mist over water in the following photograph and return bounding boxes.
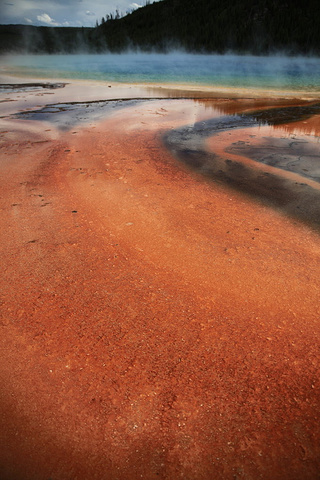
[3,53,320,91]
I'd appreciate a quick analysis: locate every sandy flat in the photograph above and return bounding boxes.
[0,78,320,479]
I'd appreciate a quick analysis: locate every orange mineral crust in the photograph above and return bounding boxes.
[0,96,320,480]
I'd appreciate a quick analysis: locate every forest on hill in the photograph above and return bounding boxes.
[92,0,320,54]
[1,0,320,55]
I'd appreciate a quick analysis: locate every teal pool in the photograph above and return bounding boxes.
[2,53,320,91]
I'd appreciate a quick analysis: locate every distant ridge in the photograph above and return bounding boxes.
[0,25,92,54]
[1,0,320,55]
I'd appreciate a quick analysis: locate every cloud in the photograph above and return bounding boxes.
[1,0,161,27]
[130,3,142,9]
[36,13,60,25]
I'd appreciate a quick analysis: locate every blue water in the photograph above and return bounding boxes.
[3,53,320,91]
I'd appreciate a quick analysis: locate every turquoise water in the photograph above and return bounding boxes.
[3,53,320,91]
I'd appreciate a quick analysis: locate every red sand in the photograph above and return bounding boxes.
[0,90,320,479]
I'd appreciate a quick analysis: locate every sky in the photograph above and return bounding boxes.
[0,0,155,27]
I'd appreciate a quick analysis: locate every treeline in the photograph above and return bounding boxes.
[1,0,320,55]
[0,25,93,53]
[96,0,153,26]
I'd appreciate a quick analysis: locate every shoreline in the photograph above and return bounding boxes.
[0,76,320,479]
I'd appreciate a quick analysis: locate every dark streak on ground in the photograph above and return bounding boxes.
[12,98,170,130]
[0,83,67,92]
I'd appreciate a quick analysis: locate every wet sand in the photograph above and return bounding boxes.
[0,78,320,479]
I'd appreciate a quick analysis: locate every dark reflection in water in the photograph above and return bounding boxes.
[245,103,320,127]
[163,103,320,229]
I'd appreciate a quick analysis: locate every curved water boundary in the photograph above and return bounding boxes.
[163,104,320,228]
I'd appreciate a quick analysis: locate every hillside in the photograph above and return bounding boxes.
[91,0,320,54]
[1,0,320,55]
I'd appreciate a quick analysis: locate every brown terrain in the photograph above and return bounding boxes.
[0,79,320,480]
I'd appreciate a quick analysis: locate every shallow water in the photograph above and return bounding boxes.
[2,53,320,227]
[3,53,320,91]
[163,103,320,228]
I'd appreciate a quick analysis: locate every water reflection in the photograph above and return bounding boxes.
[192,98,320,136]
